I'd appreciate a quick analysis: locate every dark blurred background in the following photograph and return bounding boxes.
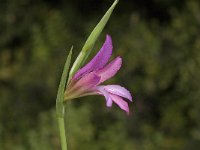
[1,0,200,149]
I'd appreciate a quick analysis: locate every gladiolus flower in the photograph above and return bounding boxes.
[64,35,132,114]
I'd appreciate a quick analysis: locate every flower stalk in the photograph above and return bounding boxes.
[58,117,67,150]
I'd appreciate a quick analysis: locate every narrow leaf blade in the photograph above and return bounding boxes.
[56,47,73,117]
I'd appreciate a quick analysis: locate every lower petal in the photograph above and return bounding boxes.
[104,85,132,101]
[96,86,113,107]
[109,94,129,114]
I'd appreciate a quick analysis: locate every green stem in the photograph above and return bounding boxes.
[58,116,68,150]
[56,49,72,150]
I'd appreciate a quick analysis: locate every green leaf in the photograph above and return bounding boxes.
[68,0,119,80]
[56,47,73,117]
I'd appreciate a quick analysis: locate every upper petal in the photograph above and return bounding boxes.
[95,57,122,84]
[109,94,130,114]
[73,35,113,80]
[104,85,132,101]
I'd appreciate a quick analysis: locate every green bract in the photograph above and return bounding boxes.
[68,0,119,81]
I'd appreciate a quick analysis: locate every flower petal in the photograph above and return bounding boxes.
[97,86,113,107]
[68,72,100,94]
[73,35,113,80]
[104,85,132,101]
[109,94,130,114]
[96,57,122,84]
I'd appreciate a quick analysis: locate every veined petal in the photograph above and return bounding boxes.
[97,86,113,107]
[109,94,129,114]
[68,72,100,94]
[104,85,132,101]
[96,57,122,84]
[73,35,113,80]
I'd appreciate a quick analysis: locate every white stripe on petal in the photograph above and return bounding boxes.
[104,85,132,101]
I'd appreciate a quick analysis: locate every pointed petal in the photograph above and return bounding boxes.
[109,94,130,114]
[69,72,100,94]
[96,57,122,84]
[73,35,113,80]
[96,86,113,107]
[104,85,132,101]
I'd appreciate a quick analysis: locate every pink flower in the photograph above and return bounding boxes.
[64,35,132,114]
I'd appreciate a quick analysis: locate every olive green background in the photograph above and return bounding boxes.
[1,0,200,149]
